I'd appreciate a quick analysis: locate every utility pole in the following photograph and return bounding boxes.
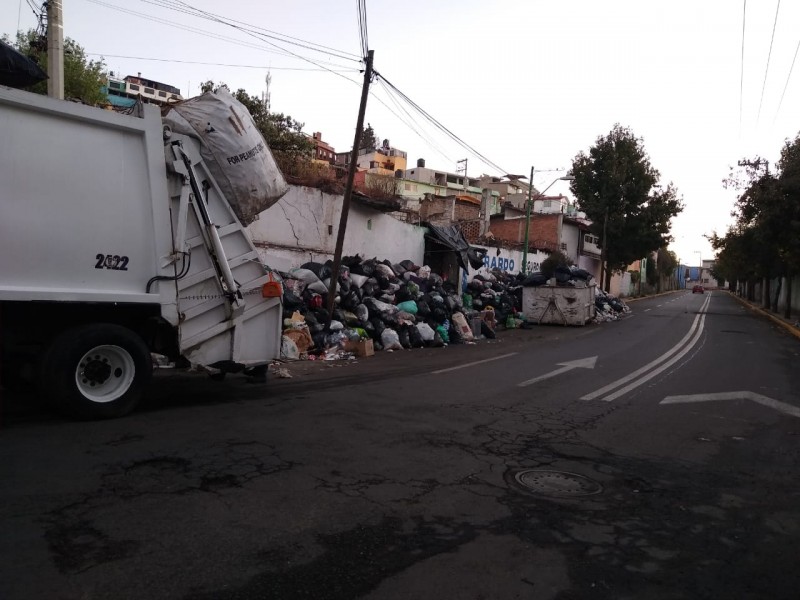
[599,206,608,292]
[456,158,468,194]
[327,50,374,319]
[737,158,770,175]
[46,0,64,100]
[521,165,535,276]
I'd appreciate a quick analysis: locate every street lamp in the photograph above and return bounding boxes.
[521,169,575,276]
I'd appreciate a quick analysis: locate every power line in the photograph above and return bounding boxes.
[773,36,800,123]
[373,79,453,165]
[357,0,368,58]
[83,0,359,72]
[159,0,364,87]
[140,0,361,62]
[86,53,360,72]
[375,71,509,176]
[739,0,746,131]
[757,0,781,123]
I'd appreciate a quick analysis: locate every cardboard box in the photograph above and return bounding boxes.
[343,339,374,357]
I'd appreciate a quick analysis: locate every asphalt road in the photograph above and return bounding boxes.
[2,290,800,599]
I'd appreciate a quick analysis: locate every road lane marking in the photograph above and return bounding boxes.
[431,352,518,374]
[518,356,597,387]
[581,294,711,401]
[600,312,707,401]
[661,391,800,418]
[644,308,652,312]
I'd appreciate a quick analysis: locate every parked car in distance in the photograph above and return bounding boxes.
[692,285,705,294]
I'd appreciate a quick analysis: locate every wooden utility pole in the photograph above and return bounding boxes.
[46,0,64,99]
[327,50,374,318]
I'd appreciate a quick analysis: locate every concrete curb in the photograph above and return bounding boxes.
[728,290,800,341]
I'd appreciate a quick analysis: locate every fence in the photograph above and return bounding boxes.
[737,275,800,320]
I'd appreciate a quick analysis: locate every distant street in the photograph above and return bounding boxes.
[2,290,800,599]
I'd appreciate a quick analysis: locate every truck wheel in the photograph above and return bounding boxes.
[41,324,152,419]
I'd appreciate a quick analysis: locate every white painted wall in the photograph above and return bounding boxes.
[466,247,550,281]
[247,185,426,271]
[561,222,580,261]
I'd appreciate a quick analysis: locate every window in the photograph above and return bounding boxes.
[560,243,568,251]
[144,87,155,95]
[129,84,140,91]
[158,91,167,97]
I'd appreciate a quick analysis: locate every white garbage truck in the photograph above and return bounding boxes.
[0,85,286,418]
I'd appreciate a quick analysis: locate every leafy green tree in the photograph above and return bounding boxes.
[3,30,107,104]
[359,122,378,150]
[570,124,683,291]
[715,134,800,314]
[200,80,313,167]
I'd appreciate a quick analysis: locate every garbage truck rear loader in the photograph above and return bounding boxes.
[0,86,285,418]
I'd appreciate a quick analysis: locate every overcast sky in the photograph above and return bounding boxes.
[5,0,799,265]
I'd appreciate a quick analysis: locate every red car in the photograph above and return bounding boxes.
[692,285,704,293]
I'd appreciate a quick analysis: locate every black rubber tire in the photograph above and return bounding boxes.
[40,323,152,419]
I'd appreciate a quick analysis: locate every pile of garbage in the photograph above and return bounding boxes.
[593,289,630,322]
[521,265,594,287]
[278,256,524,359]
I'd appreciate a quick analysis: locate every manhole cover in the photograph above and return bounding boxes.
[514,470,603,497]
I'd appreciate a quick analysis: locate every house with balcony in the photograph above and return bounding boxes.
[104,72,182,108]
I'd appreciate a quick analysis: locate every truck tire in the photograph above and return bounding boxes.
[41,324,152,419]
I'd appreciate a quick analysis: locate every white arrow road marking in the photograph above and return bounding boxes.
[431,352,518,374]
[518,356,598,387]
[661,391,800,418]
[582,294,711,401]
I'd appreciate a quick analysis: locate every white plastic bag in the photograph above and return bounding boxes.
[381,328,403,350]
[415,322,435,342]
[280,335,300,360]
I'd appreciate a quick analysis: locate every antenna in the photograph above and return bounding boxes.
[262,70,272,112]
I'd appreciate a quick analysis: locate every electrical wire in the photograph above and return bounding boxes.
[157,0,364,87]
[375,70,510,176]
[83,0,359,72]
[87,53,359,72]
[773,36,800,123]
[357,0,369,58]
[141,0,361,63]
[757,0,781,123]
[373,78,454,165]
[739,0,746,131]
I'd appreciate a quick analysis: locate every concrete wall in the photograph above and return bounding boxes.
[247,185,426,272]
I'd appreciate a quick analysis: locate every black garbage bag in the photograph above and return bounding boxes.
[554,266,572,284]
[362,319,376,338]
[377,275,391,290]
[282,289,303,311]
[398,327,412,349]
[570,267,592,281]
[361,280,379,298]
[429,273,444,287]
[312,331,328,351]
[481,320,496,339]
[369,316,386,337]
[300,262,325,278]
[341,290,360,311]
[372,339,384,352]
[468,279,484,293]
[448,321,463,344]
[430,331,445,348]
[431,307,448,324]
[522,272,548,286]
[399,260,417,272]
[408,324,425,348]
[395,285,413,303]
[473,298,484,309]
[342,255,362,268]
[392,264,407,276]
[416,300,431,318]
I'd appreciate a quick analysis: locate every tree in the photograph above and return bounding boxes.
[359,122,378,150]
[570,124,683,291]
[200,80,313,169]
[714,134,800,314]
[655,247,678,291]
[3,30,107,104]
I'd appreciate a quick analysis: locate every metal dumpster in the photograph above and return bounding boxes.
[522,283,596,326]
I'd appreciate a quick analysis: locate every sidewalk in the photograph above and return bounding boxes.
[728,290,800,340]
